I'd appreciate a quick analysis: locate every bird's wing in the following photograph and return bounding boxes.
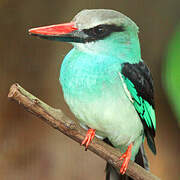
[120,62,156,154]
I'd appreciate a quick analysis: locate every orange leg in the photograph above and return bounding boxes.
[119,143,133,175]
[81,128,96,150]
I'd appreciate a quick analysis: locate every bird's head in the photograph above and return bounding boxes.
[29,9,141,59]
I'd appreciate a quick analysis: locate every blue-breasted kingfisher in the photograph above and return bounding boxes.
[29,9,156,180]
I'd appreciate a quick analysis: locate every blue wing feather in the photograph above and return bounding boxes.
[124,77,156,130]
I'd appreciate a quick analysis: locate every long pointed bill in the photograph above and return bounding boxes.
[28,22,85,43]
[29,22,78,36]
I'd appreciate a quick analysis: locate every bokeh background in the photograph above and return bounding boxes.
[0,0,180,180]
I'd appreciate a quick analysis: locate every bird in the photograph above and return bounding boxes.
[29,9,156,180]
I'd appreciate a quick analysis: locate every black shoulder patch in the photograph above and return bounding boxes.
[121,62,155,108]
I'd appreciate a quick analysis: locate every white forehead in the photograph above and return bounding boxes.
[72,9,138,31]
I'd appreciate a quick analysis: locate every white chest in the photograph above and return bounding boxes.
[64,83,143,148]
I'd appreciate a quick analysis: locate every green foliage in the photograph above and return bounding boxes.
[164,25,180,127]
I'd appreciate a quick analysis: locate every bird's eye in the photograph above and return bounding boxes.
[83,24,125,42]
[93,25,106,35]
[83,25,107,38]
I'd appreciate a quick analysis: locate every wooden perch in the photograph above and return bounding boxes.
[8,83,160,180]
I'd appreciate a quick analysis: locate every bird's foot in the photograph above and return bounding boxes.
[119,143,133,175]
[81,128,96,150]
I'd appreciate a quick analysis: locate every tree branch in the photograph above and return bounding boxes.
[8,83,160,180]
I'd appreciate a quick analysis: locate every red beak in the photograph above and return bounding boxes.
[29,22,78,36]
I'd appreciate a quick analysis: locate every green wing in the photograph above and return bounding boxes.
[125,78,156,129]
[121,62,156,154]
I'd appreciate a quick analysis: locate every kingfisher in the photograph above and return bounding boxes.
[29,9,156,180]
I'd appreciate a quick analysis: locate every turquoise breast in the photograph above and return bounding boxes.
[60,48,122,101]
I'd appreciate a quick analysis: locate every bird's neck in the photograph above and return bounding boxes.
[73,33,142,64]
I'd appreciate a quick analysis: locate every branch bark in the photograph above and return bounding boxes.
[8,83,160,180]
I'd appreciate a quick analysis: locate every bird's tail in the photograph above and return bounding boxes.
[105,144,149,180]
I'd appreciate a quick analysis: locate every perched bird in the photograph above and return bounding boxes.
[29,9,156,180]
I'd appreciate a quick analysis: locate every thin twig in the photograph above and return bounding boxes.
[8,83,160,180]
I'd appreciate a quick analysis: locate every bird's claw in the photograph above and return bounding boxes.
[81,128,96,150]
[119,143,132,175]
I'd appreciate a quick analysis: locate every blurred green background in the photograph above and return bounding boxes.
[0,0,179,180]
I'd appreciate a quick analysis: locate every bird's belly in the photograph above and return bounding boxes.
[63,83,143,147]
